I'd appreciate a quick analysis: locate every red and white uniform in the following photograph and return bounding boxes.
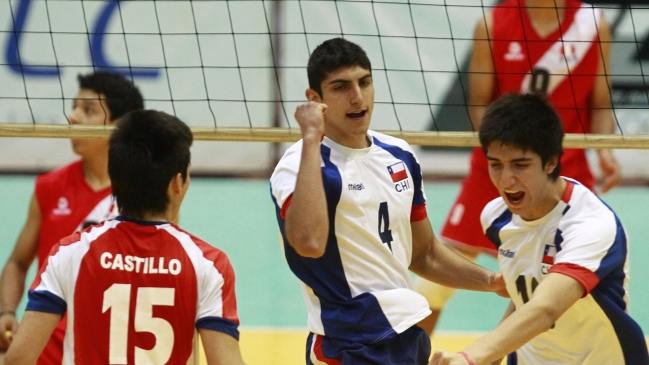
[481,179,647,364]
[441,0,602,254]
[27,217,239,364]
[34,159,115,364]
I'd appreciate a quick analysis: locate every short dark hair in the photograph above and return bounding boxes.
[479,93,564,180]
[109,110,193,219]
[77,71,144,121]
[307,38,372,96]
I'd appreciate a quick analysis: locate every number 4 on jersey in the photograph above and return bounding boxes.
[378,202,393,252]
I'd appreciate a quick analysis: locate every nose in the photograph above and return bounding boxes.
[349,83,363,105]
[68,107,81,125]
[499,166,516,188]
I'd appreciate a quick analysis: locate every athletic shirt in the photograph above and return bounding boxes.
[481,179,648,364]
[469,0,601,190]
[27,217,239,364]
[35,159,115,266]
[270,131,431,343]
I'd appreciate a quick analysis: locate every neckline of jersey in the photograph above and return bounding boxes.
[116,215,169,226]
[322,134,374,160]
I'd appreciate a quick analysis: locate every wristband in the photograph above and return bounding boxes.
[459,351,476,365]
[0,311,15,318]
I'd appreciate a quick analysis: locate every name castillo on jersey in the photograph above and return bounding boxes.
[100,252,182,275]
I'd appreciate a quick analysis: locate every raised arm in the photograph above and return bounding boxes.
[469,14,496,131]
[0,193,41,349]
[409,219,506,295]
[200,329,246,365]
[284,102,329,258]
[589,16,621,193]
[430,273,584,365]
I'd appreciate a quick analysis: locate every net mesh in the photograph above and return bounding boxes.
[0,0,648,147]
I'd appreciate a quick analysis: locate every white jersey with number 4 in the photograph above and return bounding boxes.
[270,130,431,343]
[481,178,648,364]
[28,217,239,365]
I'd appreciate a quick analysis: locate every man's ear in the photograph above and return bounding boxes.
[168,172,184,195]
[305,88,321,102]
[545,155,560,175]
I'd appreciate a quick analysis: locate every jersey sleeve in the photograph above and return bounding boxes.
[549,207,623,294]
[194,243,240,340]
[27,235,80,315]
[270,143,302,219]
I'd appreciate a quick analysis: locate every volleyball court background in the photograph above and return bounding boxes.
[0,0,648,364]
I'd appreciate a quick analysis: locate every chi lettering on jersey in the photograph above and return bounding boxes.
[100,252,182,275]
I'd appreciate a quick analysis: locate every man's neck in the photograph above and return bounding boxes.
[526,0,567,38]
[82,154,111,191]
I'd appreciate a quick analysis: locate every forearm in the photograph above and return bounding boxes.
[412,238,493,291]
[285,136,329,258]
[0,262,29,312]
[464,301,555,364]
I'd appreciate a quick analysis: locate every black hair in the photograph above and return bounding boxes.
[479,93,564,180]
[109,110,193,219]
[77,71,144,121]
[307,38,372,96]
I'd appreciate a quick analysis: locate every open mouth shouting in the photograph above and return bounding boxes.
[346,110,367,120]
[505,190,525,205]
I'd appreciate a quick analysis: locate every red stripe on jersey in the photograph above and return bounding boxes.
[314,335,341,365]
[280,193,293,219]
[192,234,240,325]
[410,203,428,222]
[549,262,599,296]
[30,231,84,290]
[561,180,575,203]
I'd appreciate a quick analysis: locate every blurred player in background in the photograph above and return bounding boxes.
[0,71,143,363]
[270,37,507,365]
[415,0,622,336]
[5,110,246,365]
[430,93,647,365]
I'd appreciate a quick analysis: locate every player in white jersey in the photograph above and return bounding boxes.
[430,94,647,365]
[270,38,508,364]
[5,110,246,365]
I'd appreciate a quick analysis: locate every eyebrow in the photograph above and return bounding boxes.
[486,156,533,163]
[327,73,372,85]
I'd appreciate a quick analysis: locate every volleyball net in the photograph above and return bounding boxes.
[0,0,648,172]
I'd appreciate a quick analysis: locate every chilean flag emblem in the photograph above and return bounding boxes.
[542,244,556,265]
[387,162,407,183]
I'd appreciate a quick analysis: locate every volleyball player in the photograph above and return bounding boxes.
[5,110,246,365]
[415,0,622,336]
[270,37,507,364]
[430,93,647,365]
[0,71,143,363]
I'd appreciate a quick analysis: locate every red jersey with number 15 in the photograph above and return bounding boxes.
[28,217,239,365]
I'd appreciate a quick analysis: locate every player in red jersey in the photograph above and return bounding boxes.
[4,110,246,365]
[415,0,622,336]
[0,71,144,363]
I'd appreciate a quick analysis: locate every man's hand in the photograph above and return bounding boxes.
[598,149,621,194]
[294,101,327,141]
[0,312,18,350]
[488,272,509,298]
[429,351,470,365]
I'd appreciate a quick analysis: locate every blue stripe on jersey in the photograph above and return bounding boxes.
[272,145,395,343]
[195,316,240,340]
[26,290,66,315]
[372,136,425,206]
[485,209,512,249]
[593,212,628,311]
[507,351,518,365]
[554,229,564,252]
[591,289,649,364]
